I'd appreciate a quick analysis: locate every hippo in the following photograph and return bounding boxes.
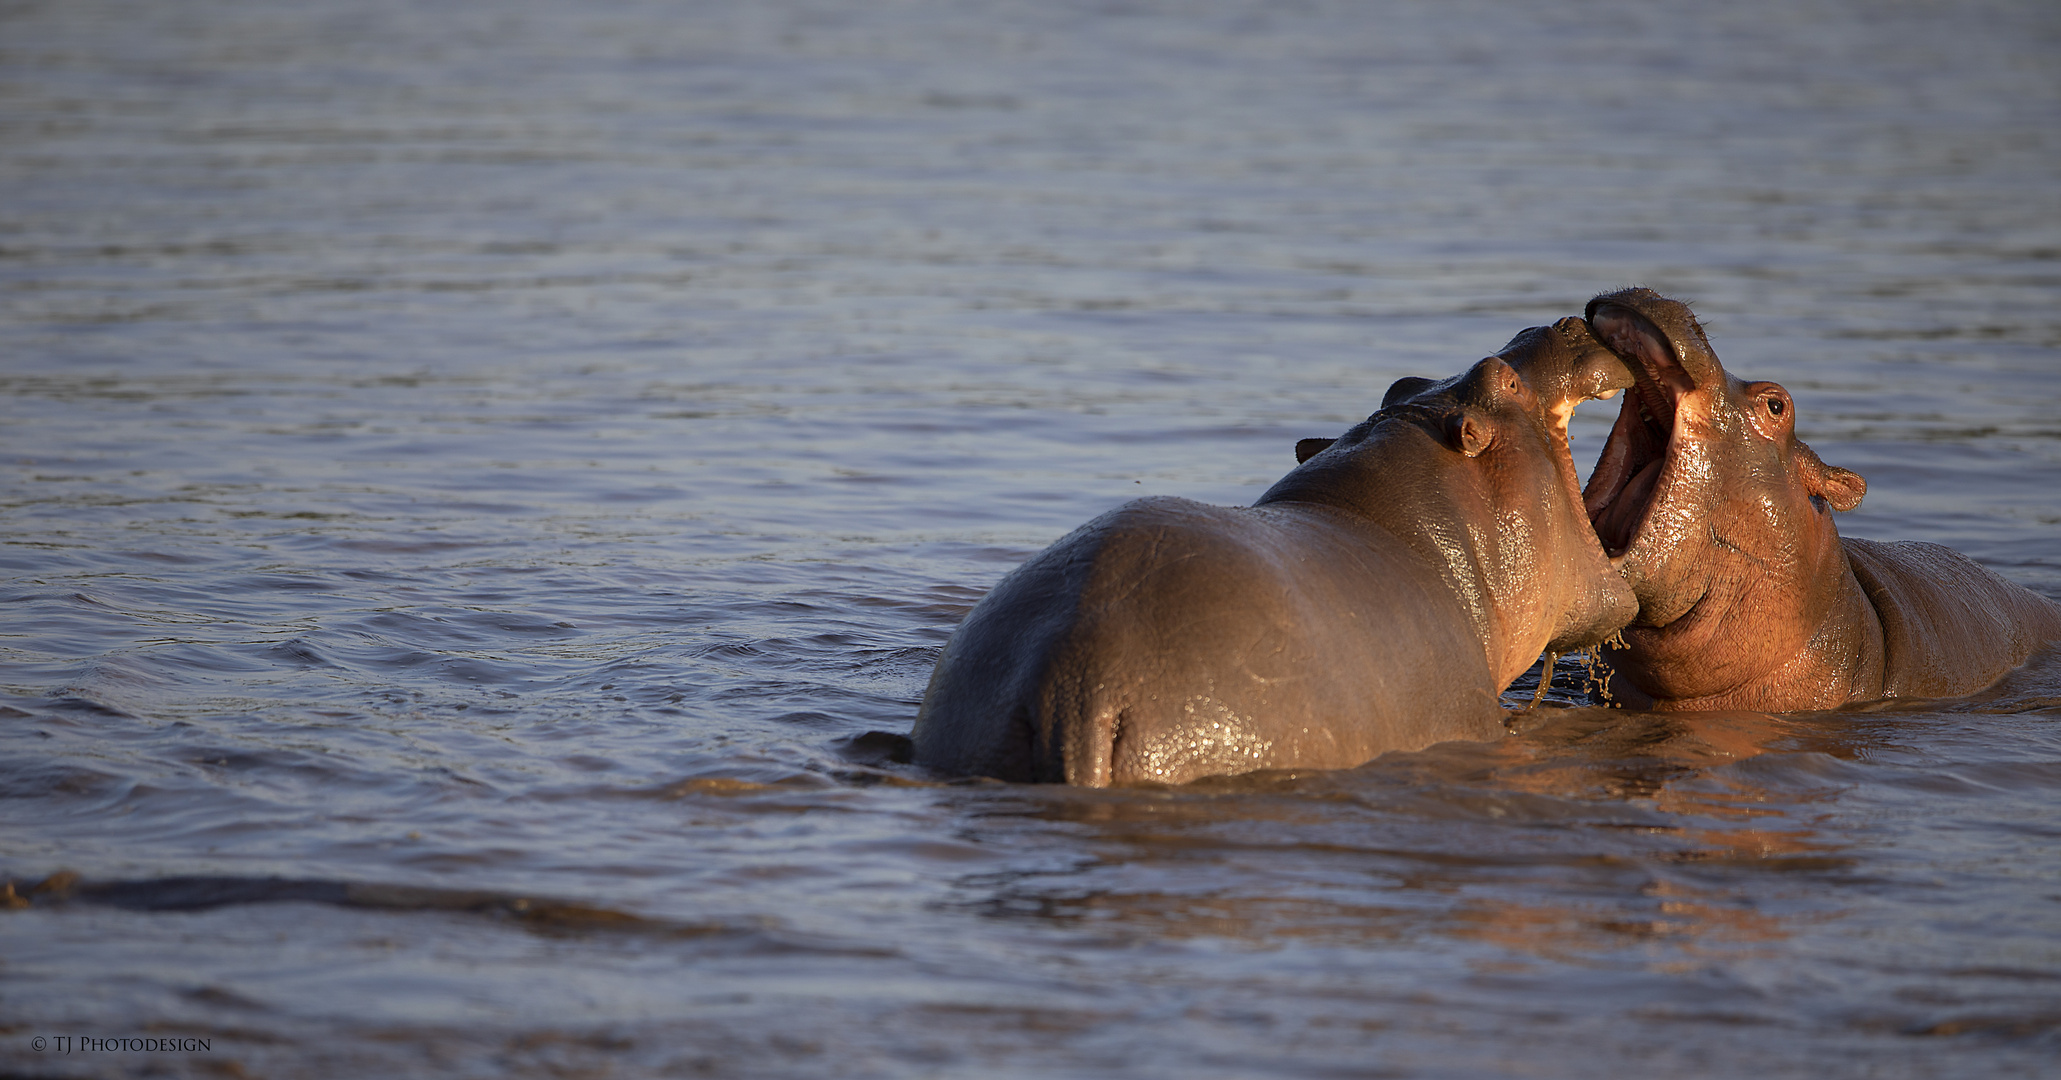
[911,327,1638,786]
[1580,286,2061,711]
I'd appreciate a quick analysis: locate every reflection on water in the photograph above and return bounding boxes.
[5,0,2061,1076]
[951,706,1852,958]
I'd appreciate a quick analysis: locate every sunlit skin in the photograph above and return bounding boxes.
[913,342,1636,787]
[1580,287,2061,710]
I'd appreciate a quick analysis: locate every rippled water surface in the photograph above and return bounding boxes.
[5,1,2061,1076]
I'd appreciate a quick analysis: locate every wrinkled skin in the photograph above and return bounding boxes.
[912,346,1637,786]
[1581,287,2061,710]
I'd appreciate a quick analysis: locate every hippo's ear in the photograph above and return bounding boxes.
[1812,465,1866,512]
[1797,440,1866,512]
[1442,409,1494,458]
[1295,437,1335,463]
[1382,376,1436,408]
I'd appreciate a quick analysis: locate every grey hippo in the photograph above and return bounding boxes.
[911,322,1638,785]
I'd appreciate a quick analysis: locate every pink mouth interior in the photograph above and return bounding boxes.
[1583,311,1690,558]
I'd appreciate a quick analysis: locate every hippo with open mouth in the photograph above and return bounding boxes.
[1580,286,2061,710]
[911,329,1637,786]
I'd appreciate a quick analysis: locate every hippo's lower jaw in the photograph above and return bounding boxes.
[1583,303,1689,559]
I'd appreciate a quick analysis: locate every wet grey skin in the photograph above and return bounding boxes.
[1580,286,2061,710]
[911,340,1637,786]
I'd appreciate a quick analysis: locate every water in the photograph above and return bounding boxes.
[4,0,2060,1075]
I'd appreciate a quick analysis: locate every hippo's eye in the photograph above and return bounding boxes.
[1767,397,1785,417]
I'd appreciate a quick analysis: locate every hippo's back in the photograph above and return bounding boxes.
[911,496,1503,786]
[1844,537,2061,699]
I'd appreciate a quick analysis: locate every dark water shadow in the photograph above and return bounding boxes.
[2,871,890,957]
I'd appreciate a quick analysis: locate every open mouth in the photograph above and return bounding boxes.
[1583,306,1691,558]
